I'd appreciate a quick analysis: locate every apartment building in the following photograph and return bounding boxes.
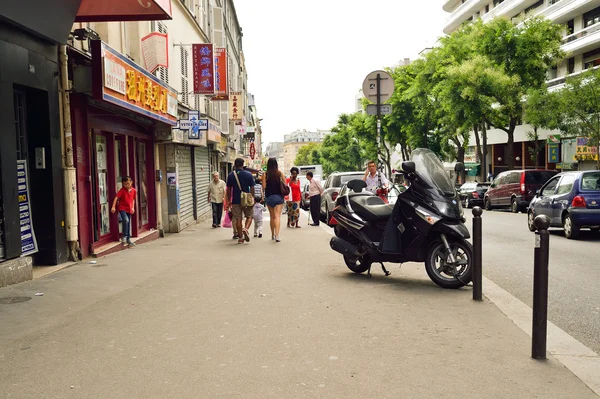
[443,0,600,175]
[283,130,329,173]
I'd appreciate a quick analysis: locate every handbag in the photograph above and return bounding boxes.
[280,176,291,197]
[233,170,254,208]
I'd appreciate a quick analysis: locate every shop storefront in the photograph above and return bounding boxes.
[70,41,177,257]
[158,113,214,232]
[0,13,73,273]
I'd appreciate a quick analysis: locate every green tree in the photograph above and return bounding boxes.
[320,114,366,174]
[294,142,322,166]
[550,68,600,169]
[473,17,564,170]
[524,89,562,166]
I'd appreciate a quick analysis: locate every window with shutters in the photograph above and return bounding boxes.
[181,47,189,107]
[154,22,169,84]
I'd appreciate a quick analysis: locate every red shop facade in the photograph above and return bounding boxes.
[69,41,178,257]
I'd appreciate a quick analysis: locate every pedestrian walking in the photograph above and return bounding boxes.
[208,171,226,228]
[226,158,255,244]
[262,157,286,242]
[110,176,136,246]
[306,171,324,227]
[253,198,264,238]
[286,167,302,228]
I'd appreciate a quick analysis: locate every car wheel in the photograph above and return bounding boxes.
[511,198,519,213]
[484,198,492,211]
[527,211,536,232]
[563,214,580,239]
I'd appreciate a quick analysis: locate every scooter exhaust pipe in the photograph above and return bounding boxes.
[330,237,359,257]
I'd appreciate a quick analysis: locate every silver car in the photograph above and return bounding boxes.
[320,172,364,225]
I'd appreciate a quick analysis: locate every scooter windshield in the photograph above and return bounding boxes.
[410,148,455,196]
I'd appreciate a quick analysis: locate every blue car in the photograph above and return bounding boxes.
[528,171,600,239]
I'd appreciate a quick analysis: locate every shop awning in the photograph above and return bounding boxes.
[75,0,172,22]
[465,163,481,177]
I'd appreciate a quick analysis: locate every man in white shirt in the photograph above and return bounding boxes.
[306,171,324,226]
[208,172,226,228]
[362,160,389,193]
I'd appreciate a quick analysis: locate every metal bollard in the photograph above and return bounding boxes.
[532,214,551,360]
[472,207,483,301]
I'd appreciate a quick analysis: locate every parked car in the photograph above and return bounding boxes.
[528,171,600,239]
[458,182,490,208]
[320,171,364,224]
[484,169,558,213]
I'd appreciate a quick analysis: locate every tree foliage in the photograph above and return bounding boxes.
[294,142,322,166]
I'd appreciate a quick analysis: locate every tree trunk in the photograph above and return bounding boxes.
[383,142,392,177]
[506,118,517,170]
[533,126,539,168]
[473,124,483,180]
[482,123,488,181]
[456,144,466,184]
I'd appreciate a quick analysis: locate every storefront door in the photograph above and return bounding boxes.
[134,139,153,232]
[91,132,115,246]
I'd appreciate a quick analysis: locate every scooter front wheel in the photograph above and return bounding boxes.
[425,239,473,289]
[344,255,371,274]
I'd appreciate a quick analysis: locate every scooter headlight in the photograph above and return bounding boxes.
[458,200,464,217]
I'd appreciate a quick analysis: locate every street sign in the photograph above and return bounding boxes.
[366,104,392,115]
[362,70,394,104]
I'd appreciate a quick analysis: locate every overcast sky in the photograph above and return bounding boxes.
[234,1,449,148]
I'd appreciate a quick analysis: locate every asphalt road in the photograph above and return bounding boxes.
[464,208,600,355]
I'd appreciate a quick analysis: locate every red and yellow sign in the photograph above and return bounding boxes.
[229,91,242,122]
[92,40,177,126]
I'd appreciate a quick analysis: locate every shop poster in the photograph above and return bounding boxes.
[18,160,38,256]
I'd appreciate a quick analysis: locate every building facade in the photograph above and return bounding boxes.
[282,129,328,173]
[443,0,600,176]
[0,0,83,286]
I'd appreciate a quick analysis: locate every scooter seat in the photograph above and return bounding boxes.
[349,195,393,222]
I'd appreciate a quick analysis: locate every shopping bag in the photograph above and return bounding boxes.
[222,211,232,228]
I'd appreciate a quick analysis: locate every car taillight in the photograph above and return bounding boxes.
[520,172,526,194]
[471,192,478,199]
[332,192,339,201]
[572,196,587,208]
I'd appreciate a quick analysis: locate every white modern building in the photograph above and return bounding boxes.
[443,0,600,176]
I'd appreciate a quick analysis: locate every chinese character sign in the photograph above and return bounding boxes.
[230,91,242,121]
[548,143,559,163]
[193,43,214,95]
[575,137,599,161]
[18,160,38,256]
[214,48,228,98]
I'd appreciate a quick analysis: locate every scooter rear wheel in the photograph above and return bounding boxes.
[425,239,473,289]
[344,256,371,274]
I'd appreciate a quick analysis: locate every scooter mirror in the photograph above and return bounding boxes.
[402,161,416,174]
[454,162,465,173]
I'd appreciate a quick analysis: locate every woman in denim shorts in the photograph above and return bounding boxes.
[262,157,285,242]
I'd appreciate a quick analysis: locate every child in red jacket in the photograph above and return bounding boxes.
[111,176,136,246]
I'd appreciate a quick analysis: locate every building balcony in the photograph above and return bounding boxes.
[561,21,600,56]
[532,0,600,24]
[546,64,600,92]
[443,0,462,12]
[481,0,541,23]
[443,0,489,34]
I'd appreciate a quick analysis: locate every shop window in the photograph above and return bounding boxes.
[524,0,543,14]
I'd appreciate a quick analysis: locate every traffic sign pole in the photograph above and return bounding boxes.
[376,73,382,190]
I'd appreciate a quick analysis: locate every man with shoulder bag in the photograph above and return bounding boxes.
[226,158,255,244]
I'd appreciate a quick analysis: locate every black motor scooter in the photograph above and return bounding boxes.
[329,148,472,289]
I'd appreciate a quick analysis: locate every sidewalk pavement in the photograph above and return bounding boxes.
[0,212,597,398]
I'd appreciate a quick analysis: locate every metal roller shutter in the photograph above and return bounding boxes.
[176,146,195,229]
[194,147,211,220]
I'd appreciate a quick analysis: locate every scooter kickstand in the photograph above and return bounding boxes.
[380,262,391,276]
[367,264,373,278]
